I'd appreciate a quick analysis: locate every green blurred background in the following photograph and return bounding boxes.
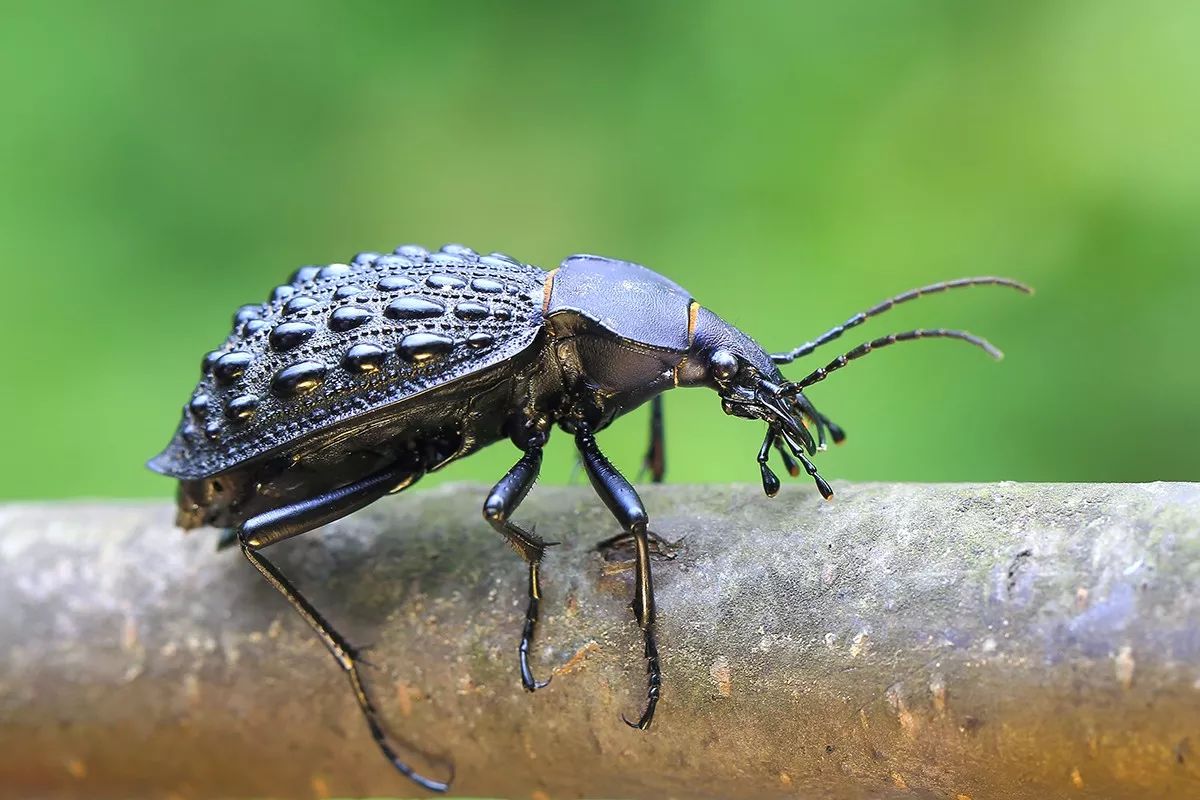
[2,0,1197,501]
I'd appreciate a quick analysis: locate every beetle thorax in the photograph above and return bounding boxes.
[674,306,784,392]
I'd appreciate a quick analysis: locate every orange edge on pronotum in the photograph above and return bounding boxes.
[542,268,558,315]
[674,301,702,388]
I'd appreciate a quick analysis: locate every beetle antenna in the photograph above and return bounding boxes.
[782,328,1003,393]
[771,277,1030,364]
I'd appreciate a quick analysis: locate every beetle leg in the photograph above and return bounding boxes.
[638,394,666,483]
[483,447,553,691]
[236,461,451,794]
[575,425,661,730]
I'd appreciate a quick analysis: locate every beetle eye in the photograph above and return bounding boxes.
[709,349,739,384]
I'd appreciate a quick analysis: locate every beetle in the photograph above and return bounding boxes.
[149,243,1028,791]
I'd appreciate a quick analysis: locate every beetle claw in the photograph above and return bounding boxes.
[623,689,659,729]
[522,674,551,692]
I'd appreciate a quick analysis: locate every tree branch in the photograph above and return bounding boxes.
[2,482,1198,799]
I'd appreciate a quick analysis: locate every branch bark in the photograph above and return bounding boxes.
[2,482,1198,799]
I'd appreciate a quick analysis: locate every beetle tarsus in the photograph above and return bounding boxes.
[621,628,661,730]
[519,576,550,691]
[348,665,452,793]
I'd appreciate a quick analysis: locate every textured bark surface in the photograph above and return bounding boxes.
[2,482,1199,800]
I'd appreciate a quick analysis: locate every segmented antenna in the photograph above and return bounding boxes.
[771,277,1030,364]
[782,328,1003,393]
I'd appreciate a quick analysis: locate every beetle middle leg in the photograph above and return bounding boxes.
[236,461,450,793]
[483,446,553,691]
[576,424,661,729]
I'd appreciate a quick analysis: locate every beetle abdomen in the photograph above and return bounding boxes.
[149,245,548,480]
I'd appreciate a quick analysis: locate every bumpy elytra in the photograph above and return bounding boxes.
[149,243,1029,792]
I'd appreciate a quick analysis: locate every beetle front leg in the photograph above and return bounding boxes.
[484,447,553,691]
[236,461,450,793]
[575,424,661,729]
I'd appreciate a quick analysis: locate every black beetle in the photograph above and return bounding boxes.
[149,243,1028,791]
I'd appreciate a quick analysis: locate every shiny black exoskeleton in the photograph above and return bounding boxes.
[149,243,1029,791]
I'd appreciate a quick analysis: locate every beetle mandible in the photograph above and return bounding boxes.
[149,243,1029,791]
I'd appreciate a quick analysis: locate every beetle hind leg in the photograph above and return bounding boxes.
[484,446,553,691]
[236,461,451,793]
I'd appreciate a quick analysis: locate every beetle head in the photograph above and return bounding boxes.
[676,306,834,497]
